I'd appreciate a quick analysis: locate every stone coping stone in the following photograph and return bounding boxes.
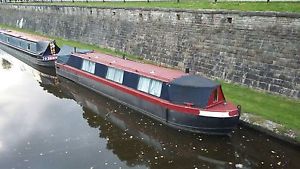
[2,3,300,18]
[240,112,300,147]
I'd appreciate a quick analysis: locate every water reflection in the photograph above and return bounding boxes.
[1,58,12,69]
[58,77,300,169]
[0,47,299,169]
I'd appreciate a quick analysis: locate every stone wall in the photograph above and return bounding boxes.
[0,4,299,98]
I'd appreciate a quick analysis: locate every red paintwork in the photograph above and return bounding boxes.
[206,86,226,108]
[0,29,51,42]
[57,63,200,115]
[72,52,186,82]
[56,63,239,116]
[205,101,239,117]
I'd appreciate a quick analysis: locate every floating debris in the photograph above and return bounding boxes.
[235,164,243,168]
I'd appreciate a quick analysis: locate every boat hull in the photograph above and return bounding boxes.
[0,42,55,67]
[56,65,239,135]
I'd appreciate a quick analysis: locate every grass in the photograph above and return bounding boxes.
[13,1,300,13]
[0,24,299,133]
[222,83,300,132]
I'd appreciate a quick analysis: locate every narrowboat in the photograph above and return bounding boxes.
[56,50,240,135]
[0,29,60,67]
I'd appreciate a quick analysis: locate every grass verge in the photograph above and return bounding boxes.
[0,24,299,133]
[222,82,300,132]
[13,1,300,13]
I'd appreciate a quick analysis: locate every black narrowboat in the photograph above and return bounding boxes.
[56,49,240,135]
[0,29,60,67]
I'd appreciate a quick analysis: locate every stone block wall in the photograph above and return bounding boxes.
[0,4,299,98]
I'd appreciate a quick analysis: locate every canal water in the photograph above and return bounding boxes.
[0,48,299,169]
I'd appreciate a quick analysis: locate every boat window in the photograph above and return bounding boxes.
[213,89,218,102]
[137,77,151,93]
[6,37,9,43]
[137,76,162,97]
[27,43,31,50]
[81,59,96,74]
[106,67,124,84]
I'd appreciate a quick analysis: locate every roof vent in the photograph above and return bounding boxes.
[150,71,155,74]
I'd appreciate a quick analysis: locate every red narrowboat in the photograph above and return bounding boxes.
[56,46,240,135]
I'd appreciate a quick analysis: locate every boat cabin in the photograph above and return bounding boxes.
[57,49,225,109]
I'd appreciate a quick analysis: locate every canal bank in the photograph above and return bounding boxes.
[0,24,299,147]
[239,113,299,146]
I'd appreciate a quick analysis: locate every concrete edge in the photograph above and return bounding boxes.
[239,113,300,147]
[1,3,300,18]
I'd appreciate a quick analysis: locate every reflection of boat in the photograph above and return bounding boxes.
[56,50,240,135]
[0,29,60,67]
[0,42,56,76]
[0,57,12,70]
[57,77,236,168]
[0,48,60,97]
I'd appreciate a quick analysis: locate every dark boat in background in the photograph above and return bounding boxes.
[0,29,60,67]
[56,48,240,135]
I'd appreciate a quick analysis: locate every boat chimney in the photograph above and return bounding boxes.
[122,54,126,60]
[74,47,77,53]
[185,67,190,74]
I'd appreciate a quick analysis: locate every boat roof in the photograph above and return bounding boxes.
[0,29,51,43]
[170,75,219,88]
[73,51,186,82]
